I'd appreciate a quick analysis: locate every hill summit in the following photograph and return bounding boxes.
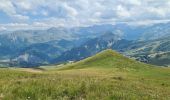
[60,49,151,70]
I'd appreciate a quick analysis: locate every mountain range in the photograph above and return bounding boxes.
[0,22,170,67]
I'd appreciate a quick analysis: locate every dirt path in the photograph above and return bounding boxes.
[12,68,44,73]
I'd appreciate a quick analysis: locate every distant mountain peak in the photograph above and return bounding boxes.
[100,30,123,41]
[47,27,67,31]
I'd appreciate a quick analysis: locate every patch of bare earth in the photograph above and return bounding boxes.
[0,93,4,100]
[13,68,44,73]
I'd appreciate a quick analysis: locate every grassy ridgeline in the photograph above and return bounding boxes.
[0,50,170,100]
[59,49,152,70]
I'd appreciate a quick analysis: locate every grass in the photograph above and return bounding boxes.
[59,49,153,70]
[0,49,170,100]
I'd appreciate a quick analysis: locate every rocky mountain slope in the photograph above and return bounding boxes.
[0,22,170,67]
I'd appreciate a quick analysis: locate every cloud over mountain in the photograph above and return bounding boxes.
[0,0,170,30]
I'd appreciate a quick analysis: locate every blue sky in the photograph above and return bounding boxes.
[0,0,170,30]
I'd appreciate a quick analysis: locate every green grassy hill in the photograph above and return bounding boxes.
[60,49,152,70]
[0,49,170,100]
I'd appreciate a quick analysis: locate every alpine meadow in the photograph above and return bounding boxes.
[0,0,170,100]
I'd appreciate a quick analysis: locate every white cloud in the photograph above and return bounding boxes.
[62,3,78,17]
[13,14,29,21]
[0,0,29,21]
[0,0,170,30]
[116,5,131,18]
[0,0,16,15]
[41,10,48,16]
[15,0,32,10]
[0,26,7,31]
[0,23,29,30]
[32,22,48,27]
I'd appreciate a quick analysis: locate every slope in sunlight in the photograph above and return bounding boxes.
[0,50,169,100]
[60,49,152,70]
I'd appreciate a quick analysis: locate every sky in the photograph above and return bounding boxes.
[0,0,170,30]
